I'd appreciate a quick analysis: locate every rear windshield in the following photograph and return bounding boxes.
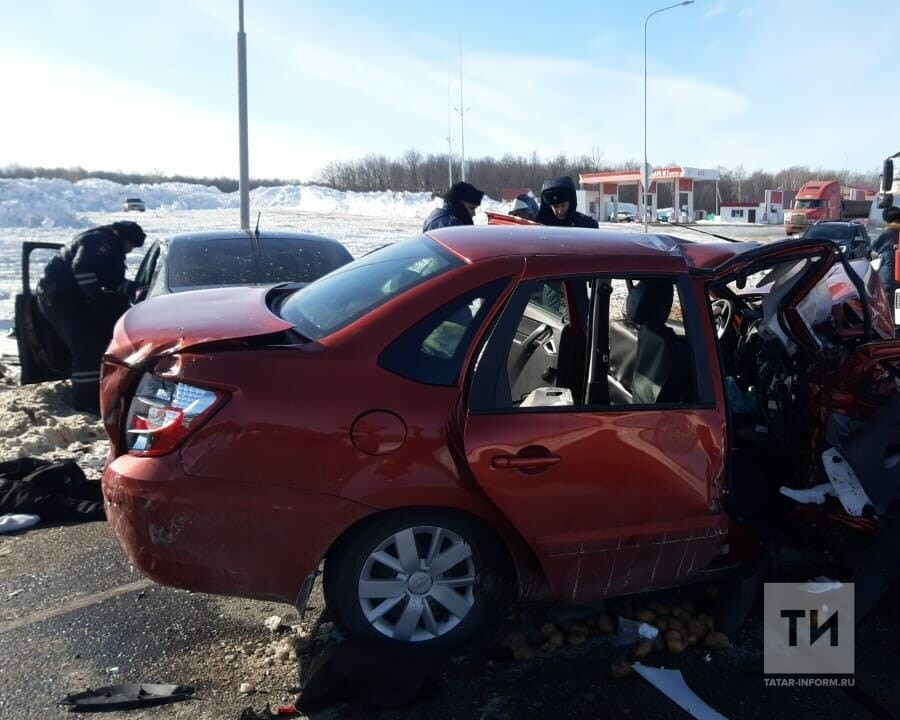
[805,224,853,240]
[279,235,461,340]
[167,236,352,290]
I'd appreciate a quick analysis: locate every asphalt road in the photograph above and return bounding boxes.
[2,520,899,720]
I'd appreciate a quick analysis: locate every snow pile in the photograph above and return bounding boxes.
[0,178,93,229]
[0,374,107,478]
[0,177,508,229]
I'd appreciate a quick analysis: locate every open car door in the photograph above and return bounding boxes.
[15,241,70,384]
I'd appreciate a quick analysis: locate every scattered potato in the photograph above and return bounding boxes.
[665,629,683,644]
[636,609,656,623]
[513,645,536,661]
[687,620,707,639]
[505,631,529,650]
[667,638,687,654]
[655,618,669,632]
[611,658,633,679]
[656,604,671,617]
[568,631,588,647]
[652,635,666,653]
[549,632,566,648]
[669,618,686,633]
[686,634,698,646]
[671,607,684,619]
[541,622,558,638]
[632,640,653,658]
[596,615,615,634]
[705,631,731,650]
[570,623,590,636]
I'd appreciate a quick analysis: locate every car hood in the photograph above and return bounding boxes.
[107,286,294,367]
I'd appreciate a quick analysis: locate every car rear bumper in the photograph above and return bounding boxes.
[102,453,374,603]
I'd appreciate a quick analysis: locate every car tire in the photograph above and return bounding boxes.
[325,509,501,649]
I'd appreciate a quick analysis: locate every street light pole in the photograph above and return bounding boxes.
[644,0,693,232]
[454,33,470,182]
[446,81,454,188]
[237,0,250,231]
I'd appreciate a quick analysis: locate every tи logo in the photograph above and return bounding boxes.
[780,607,839,647]
[764,582,855,676]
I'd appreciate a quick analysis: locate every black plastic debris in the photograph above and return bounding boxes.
[59,683,194,712]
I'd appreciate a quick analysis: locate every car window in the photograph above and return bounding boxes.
[133,242,160,288]
[166,236,351,290]
[474,274,698,410]
[805,224,853,240]
[529,281,566,318]
[379,279,508,386]
[279,236,462,341]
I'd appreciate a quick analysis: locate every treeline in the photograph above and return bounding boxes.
[317,151,882,208]
[0,165,305,193]
[2,157,883,208]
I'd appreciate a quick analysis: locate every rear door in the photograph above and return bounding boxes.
[463,269,728,603]
[15,241,70,384]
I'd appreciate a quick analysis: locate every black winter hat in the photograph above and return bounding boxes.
[883,207,900,224]
[445,181,484,206]
[541,176,577,206]
[111,221,146,247]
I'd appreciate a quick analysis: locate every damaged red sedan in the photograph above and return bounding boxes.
[101,227,900,647]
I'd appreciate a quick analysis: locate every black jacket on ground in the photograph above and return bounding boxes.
[0,457,104,522]
[422,200,474,232]
[536,176,599,229]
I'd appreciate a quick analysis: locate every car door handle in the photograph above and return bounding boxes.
[491,454,561,469]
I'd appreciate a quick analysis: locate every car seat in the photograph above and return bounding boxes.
[626,281,692,404]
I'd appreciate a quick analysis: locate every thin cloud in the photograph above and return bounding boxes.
[702,1,730,20]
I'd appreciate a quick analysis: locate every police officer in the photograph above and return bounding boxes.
[36,221,146,414]
[536,176,599,228]
[509,193,539,220]
[422,181,485,232]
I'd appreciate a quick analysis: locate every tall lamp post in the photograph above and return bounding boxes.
[644,0,693,232]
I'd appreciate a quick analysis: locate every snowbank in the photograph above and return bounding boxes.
[0,367,107,478]
[0,177,508,229]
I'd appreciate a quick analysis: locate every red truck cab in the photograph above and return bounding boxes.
[784,180,842,234]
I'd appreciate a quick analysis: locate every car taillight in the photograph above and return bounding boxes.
[125,373,226,456]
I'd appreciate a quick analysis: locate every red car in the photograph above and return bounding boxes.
[101,228,900,647]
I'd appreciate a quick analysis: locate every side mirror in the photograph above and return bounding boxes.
[884,159,894,192]
[878,192,894,210]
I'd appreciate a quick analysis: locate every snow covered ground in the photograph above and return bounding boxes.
[0,177,786,479]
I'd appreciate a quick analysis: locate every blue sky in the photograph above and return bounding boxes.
[1,0,897,180]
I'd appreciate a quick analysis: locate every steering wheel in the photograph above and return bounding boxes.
[710,299,733,339]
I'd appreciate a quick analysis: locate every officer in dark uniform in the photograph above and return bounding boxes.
[36,221,146,414]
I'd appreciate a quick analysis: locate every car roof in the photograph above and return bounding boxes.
[426,225,761,272]
[161,229,343,246]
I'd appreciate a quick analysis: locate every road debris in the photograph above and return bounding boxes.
[59,683,194,712]
[633,663,728,720]
[263,615,284,633]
